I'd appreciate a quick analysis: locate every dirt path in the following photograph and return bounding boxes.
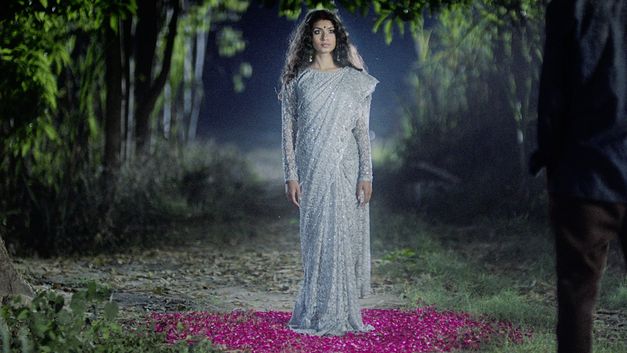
[14,148,405,320]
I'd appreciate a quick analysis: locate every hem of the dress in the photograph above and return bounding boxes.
[288,324,374,336]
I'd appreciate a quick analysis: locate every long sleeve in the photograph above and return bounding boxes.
[531,0,575,175]
[353,95,373,181]
[281,83,299,182]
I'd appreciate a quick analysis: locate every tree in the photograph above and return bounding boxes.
[133,0,181,154]
[105,16,124,175]
[159,0,249,144]
[0,237,33,298]
[396,0,545,213]
[105,0,249,163]
[0,0,102,292]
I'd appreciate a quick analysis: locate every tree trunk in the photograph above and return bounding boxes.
[133,0,159,154]
[104,18,123,175]
[163,81,172,138]
[134,0,180,155]
[183,34,192,140]
[511,24,531,196]
[122,16,133,161]
[0,237,33,298]
[188,26,208,142]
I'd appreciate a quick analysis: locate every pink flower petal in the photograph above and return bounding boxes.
[150,307,532,353]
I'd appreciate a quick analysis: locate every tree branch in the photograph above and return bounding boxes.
[145,0,180,114]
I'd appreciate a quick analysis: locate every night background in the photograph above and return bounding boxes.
[201,3,415,149]
[1,0,626,352]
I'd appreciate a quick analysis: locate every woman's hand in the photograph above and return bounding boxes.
[356,180,372,207]
[285,180,302,208]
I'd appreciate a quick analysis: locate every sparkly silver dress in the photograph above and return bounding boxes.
[281,66,378,335]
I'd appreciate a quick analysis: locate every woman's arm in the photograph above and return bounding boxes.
[281,83,301,207]
[353,95,373,182]
[353,95,373,206]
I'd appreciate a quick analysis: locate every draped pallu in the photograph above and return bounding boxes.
[281,66,378,335]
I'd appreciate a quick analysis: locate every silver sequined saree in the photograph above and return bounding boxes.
[281,66,378,335]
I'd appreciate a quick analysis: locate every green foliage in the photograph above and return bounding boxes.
[233,62,254,93]
[176,142,264,220]
[217,27,246,57]
[0,283,219,352]
[0,0,261,256]
[388,0,546,219]
[112,141,264,230]
[600,276,627,310]
[168,0,250,95]
[0,283,116,352]
[0,0,127,255]
[266,0,473,43]
[0,0,120,124]
[0,138,264,256]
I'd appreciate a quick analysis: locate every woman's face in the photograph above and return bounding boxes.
[311,19,336,55]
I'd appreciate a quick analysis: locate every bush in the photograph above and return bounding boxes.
[374,129,548,224]
[111,141,264,226]
[0,283,219,353]
[382,2,546,222]
[175,142,264,221]
[2,140,264,256]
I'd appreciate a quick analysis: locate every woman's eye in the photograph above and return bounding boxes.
[313,29,320,35]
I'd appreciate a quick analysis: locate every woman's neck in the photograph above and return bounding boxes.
[312,53,337,71]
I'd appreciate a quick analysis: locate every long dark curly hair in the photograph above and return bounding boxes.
[279,9,365,96]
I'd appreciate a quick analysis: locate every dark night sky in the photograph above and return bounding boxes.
[198,4,417,150]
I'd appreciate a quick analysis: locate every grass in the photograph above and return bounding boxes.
[372,207,627,352]
[604,279,627,309]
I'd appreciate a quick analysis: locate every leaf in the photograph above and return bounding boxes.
[86,281,98,299]
[384,19,394,45]
[217,27,246,57]
[372,13,390,33]
[109,15,118,32]
[42,123,58,141]
[373,1,381,13]
[233,74,246,93]
[53,294,64,313]
[70,294,86,317]
[56,310,72,326]
[17,308,30,321]
[21,141,31,157]
[87,116,99,137]
[31,313,49,338]
[396,17,405,37]
[239,62,252,77]
[103,302,119,321]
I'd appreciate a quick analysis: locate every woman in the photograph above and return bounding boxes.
[279,9,378,336]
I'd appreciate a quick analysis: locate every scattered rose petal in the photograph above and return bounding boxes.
[151,307,532,352]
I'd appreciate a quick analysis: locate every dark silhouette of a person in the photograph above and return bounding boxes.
[531,1,627,352]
